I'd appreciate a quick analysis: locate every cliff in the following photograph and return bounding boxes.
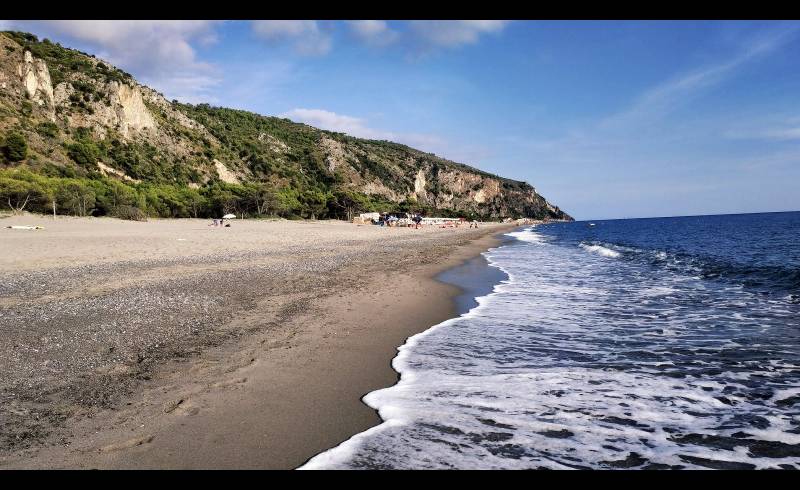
[0,31,572,221]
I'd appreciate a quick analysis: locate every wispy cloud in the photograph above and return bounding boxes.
[505,24,800,219]
[281,107,448,152]
[408,20,510,49]
[2,20,223,102]
[250,20,509,57]
[600,25,799,131]
[280,107,496,167]
[345,20,398,47]
[724,115,800,141]
[251,20,332,56]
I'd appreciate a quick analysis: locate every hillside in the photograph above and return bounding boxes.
[0,31,572,221]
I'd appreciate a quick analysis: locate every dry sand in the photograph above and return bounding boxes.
[0,214,515,469]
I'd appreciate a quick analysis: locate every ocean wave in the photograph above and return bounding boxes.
[302,215,800,470]
[301,237,800,469]
[579,243,621,258]
[573,240,799,297]
[505,228,548,244]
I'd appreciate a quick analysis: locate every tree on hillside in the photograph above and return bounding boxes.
[330,188,368,221]
[0,177,42,213]
[1,132,28,162]
[256,184,284,217]
[57,181,95,216]
[301,188,329,220]
[66,140,101,168]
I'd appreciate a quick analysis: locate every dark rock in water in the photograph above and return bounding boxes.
[679,455,756,470]
[537,429,574,439]
[604,452,648,468]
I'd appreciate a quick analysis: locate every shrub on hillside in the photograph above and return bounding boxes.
[1,132,28,162]
[66,140,100,168]
[110,204,147,221]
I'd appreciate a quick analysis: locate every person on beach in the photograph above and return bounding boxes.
[413,214,422,229]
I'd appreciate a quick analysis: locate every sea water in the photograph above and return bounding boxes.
[302,212,800,469]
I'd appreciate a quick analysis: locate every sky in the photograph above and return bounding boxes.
[1,20,799,220]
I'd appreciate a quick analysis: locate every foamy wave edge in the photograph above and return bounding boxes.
[579,243,621,258]
[298,237,523,469]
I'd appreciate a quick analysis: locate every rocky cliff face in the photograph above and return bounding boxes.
[18,50,55,118]
[0,31,572,220]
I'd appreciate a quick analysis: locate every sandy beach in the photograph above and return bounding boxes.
[0,214,514,469]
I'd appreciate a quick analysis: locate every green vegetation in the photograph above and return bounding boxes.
[35,121,59,138]
[2,31,133,87]
[0,30,572,222]
[1,132,28,162]
[0,166,424,220]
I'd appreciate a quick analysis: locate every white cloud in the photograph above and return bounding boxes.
[346,20,398,46]
[759,127,800,140]
[281,107,449,155]
[601,25,799,131]
[280,108,398,141]
[409,20,510,49]
[2,20,223,102]
[251,20,331,55]
[724,115,800,141]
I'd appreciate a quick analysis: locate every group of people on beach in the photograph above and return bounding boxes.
[376,213,424,228]
[373,213,480,230]
[209,218,230,227]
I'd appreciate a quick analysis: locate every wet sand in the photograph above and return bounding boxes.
[0,214,514,469]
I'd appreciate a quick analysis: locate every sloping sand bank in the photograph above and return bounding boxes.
[0,215,513,469]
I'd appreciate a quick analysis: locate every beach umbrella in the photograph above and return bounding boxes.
[222,213,236,219]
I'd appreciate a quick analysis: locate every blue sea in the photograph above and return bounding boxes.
[303,212,800,470]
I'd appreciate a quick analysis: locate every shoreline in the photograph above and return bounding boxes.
[301,230,516,468]
[298,228,516,469]
[0,216,517,469]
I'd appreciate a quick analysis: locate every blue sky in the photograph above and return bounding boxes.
[2,20,799,220]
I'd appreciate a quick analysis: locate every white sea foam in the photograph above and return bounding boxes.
[579,243,621,258]
[301,224,800,470]
[505,228,548,244]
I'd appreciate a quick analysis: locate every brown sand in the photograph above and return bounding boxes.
[0,214,514,469]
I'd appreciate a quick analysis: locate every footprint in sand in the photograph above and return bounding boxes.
[210,377,248,389]
[163,398,200,416]
[99,435,154,453]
